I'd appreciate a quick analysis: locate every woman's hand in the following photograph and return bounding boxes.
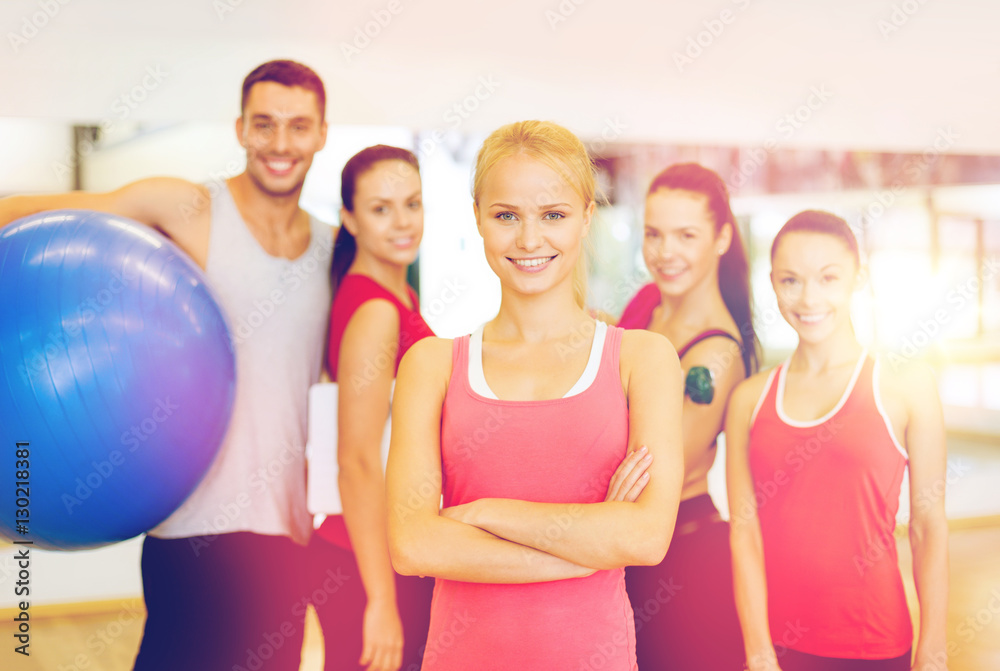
[604,445,652,502]
[359,598,404,671]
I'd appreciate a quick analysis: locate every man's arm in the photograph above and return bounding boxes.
[0,177,211,267]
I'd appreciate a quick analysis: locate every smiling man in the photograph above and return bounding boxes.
[0,59,333,670]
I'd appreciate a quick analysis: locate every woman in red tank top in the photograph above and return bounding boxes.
[726,211,949,671]
[386,121,685,670]
[308,145,435,671]
[616,163,758,670]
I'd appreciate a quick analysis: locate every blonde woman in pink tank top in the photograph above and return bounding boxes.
[386,121,685,671]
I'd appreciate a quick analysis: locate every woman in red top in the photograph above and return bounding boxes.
[386,121,684,670]
[617,163,757,671]
[309,145,435,671]
[727,211,949,671]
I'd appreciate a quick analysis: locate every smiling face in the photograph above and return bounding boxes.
[642,188,731,298]
[475,154,593,300]
[771,231,862,343]
[343,159,423,268]
[237,81,327,198]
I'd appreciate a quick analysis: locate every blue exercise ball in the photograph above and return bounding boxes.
[0,210,236,550]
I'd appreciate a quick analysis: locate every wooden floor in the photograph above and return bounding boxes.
[2,524,999,670]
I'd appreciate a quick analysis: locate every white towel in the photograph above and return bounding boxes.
[305,381,393,516]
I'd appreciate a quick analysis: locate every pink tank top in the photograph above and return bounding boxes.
[326,273,434,380]
[426,323,637,671]
[618,281,748,375]
[748,352,912,659]
[617,282,660,330]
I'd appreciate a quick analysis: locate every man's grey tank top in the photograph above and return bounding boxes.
[150,183,332,545]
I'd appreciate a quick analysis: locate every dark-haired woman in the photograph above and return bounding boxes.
[617,163,757,670]
[309,145,433,671]
[727,211,948,670]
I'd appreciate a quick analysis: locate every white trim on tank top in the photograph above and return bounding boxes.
[749,367,779,429]
[468,321,608,400]
[871,356,909,460]
[774,348,868,428]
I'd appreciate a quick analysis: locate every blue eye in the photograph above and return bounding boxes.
[781,277,798,285]
[543,212,565,220]
[497,212,516,221]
